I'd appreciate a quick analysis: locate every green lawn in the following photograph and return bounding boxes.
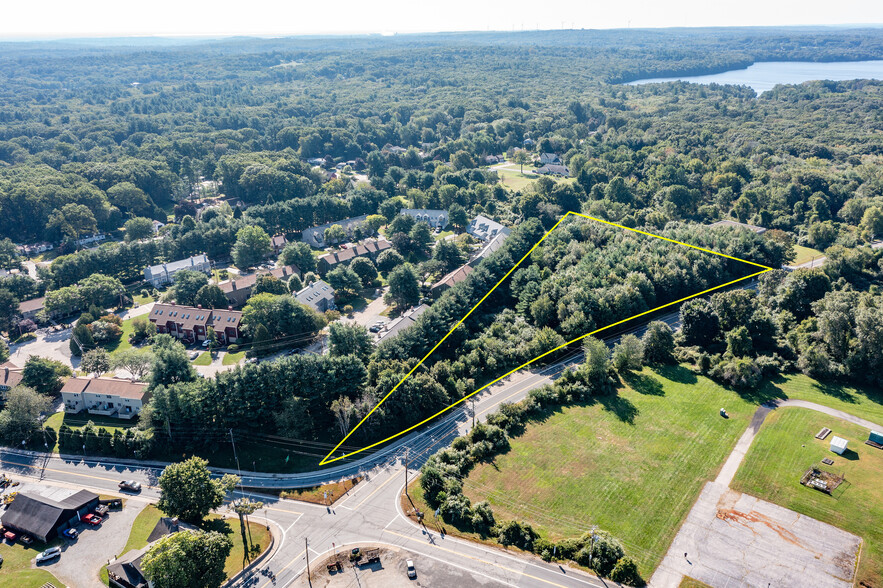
[0,538,65,588]
[122,504,164,553]
[430,368,883,578]
[222,351,246,366]
[132,294,154,306]
[495,166,540,191]
[455,366,761,575]
[790,244,825,266]
[193,351,212,366]
[105,317,137,355]
[731,408,883,588]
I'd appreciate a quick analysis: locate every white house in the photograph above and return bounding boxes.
[61,377,151,420]
[144,254,211,288]
[467,215,511,242]
[301,215,369,248]
[400,208,449,229]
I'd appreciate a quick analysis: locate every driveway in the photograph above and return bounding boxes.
[342,288,390,329]
[9,326,77,369]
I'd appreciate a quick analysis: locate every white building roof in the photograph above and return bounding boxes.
[830,436,848,449]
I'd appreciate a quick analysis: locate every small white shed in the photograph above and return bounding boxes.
[830,436,848,455]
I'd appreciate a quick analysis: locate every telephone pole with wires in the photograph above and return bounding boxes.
[404,448,410,496]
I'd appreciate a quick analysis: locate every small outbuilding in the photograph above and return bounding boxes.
[830,436,848,455]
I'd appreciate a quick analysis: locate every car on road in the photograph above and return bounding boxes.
[406,559,417,579]
[35,546,61,563]
[62,528,78,540]
[119,480,142,492]
[82,514,102,526]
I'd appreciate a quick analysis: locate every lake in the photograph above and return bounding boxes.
[626,60,883,94]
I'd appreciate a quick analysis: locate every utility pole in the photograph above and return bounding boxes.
[471,396,476,428]
[305,537,311,586]
[404,449,409,497]
[229,429,245,496]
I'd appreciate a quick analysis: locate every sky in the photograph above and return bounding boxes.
[1,0,882,39]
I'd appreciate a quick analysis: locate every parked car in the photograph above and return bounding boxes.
[82,514,102,526]
[369,324,381,333]
[19,535,33,545]
[94,504,109,516]
[189,351,199,360]
[202,339,211,348]
[119,480,142,492]
[62,528,79,540]
[35,546,61,563]
[406,560,417,579]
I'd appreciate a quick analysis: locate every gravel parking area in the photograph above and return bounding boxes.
[294,545,506,588]
[653,482,861,588]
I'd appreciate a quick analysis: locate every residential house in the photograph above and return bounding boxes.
[539,153,562,165]
[431,265,474,298]
[1,362,24,405]
[467,215,511,242]
[377,304,429,344]
[400,208,449,229]
[301,215,369,248]
[61,377,151,420]
[534,164,570,177]
[148,303,243,344]
[16,242,53,256]
[0,489,99,543]
[707,220,768,234]
[151,220,165,234]
[144,254,211,288]
[522,138,535,147]
[384,145,407,154]
[218,265,301,307]
[75,233,106,247]
[294,280,336,313]
[108,517,198,588]
[18,296,46,321]
[271,234,288,255]
[317,239,390,275]
[469,231,509,267]
[484,155,502,164]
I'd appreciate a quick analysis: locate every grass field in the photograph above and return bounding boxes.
[193,351,212,366]
[731,408,883,588]
[132,293,154,306]
[275,477,362,504]
[223,351,246,365]
[449,366,758,575]
[790,244,825,266]
[426,367,883,578]
[0,537,65,588]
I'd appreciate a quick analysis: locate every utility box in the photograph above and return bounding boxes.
[870,431,883,445]
[830,436,848,455]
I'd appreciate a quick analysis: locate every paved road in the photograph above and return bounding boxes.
[650,399,883,588]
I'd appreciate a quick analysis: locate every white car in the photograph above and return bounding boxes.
[189,351,199,360]
[35,546,61,563]
[202,339,211,348]
[406,559,416,579]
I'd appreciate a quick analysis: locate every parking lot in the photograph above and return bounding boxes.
[3,480,149,588]
[654,482,861,588]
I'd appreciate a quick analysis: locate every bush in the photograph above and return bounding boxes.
[610,557,644,586]
[497,520,539,551]
[226,344,239,353]
[439,493,473,526]
[470,501,496,534]
[709,356,762,389]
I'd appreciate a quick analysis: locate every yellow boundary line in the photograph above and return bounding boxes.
[320,211,773,464]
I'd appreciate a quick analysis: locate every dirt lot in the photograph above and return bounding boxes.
[294,545,505,588]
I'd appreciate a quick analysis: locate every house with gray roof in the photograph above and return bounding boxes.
[0,489,99,542]
[400,208,449,229]
[467,215,511,242]
[144,254,211,287]
[301,215,369,248]
[295,280,336,313]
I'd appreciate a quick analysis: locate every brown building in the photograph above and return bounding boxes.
[318,239,391,275]
[0,361,24,405]
[218,265,301,307]
[149,303,243,344]
[271,234,288,254]
[430,265,474,298]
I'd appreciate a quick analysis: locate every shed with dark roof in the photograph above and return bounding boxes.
[0,489,99,542]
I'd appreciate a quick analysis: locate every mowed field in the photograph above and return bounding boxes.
[731,408,883,588]
[463,366,759,575]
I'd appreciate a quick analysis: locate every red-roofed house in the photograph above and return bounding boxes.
[149,303,243,344]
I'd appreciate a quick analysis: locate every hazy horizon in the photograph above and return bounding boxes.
[3,0,882,40]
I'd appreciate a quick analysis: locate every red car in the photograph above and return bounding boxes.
[82,514,102,526]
